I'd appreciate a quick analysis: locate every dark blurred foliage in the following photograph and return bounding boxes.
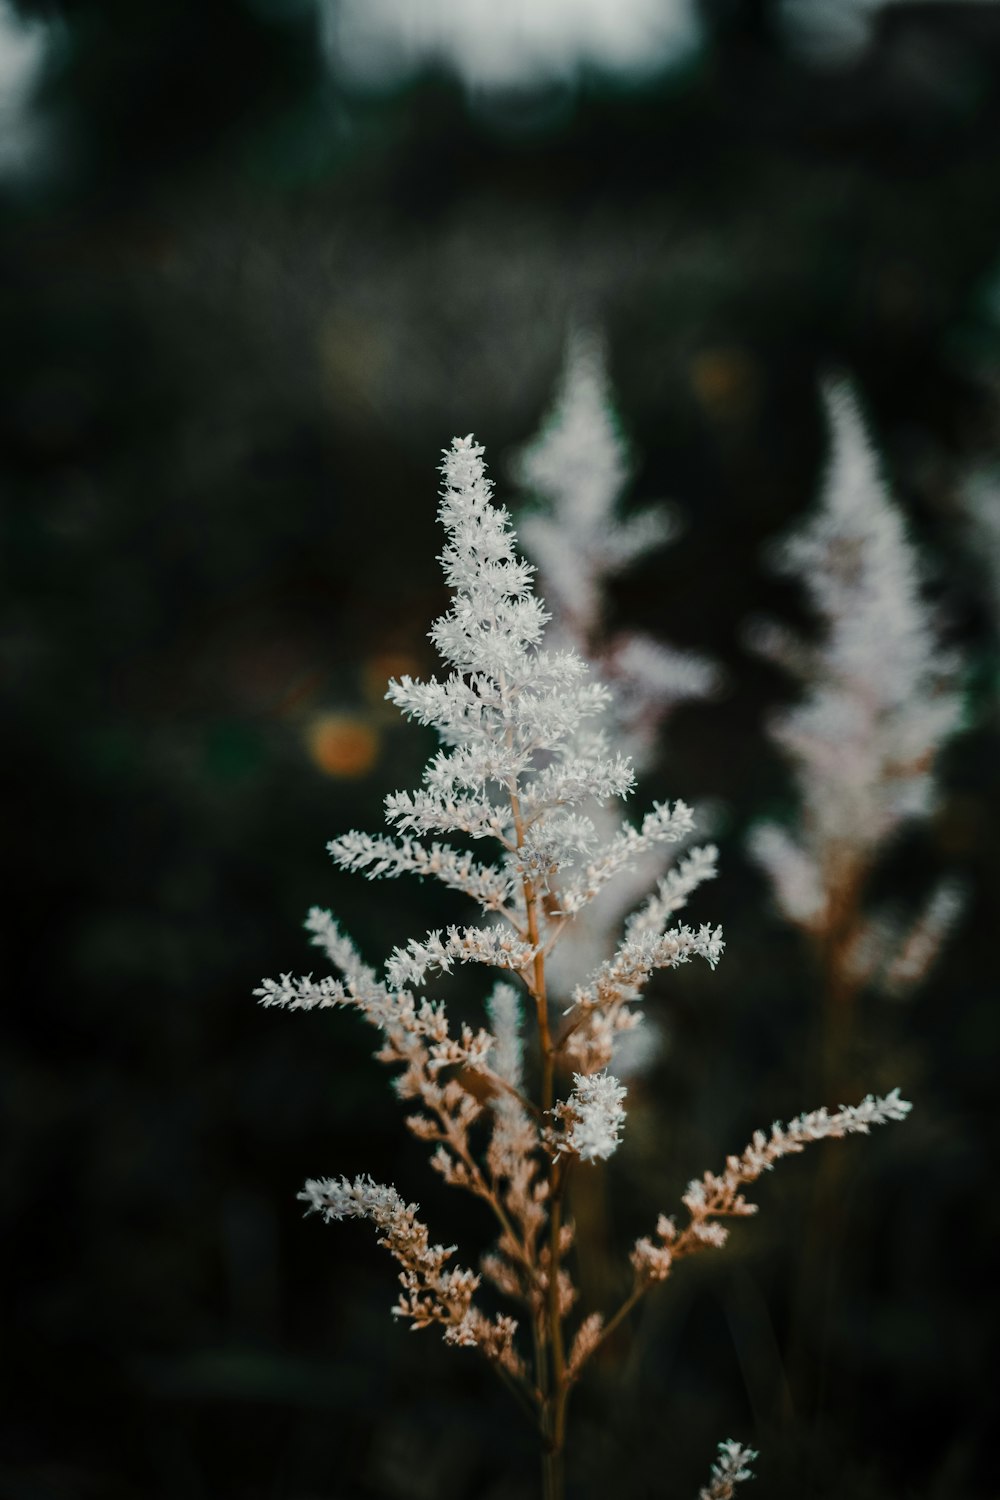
[4,2,1000,1497]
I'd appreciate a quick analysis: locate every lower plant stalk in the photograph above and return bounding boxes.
[542,1440,565,1500]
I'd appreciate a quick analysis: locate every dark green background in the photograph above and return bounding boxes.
[3,3,1000,1496]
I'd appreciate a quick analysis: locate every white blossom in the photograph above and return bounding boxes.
[385,925,536,991]
[748,381,963,992]
[298,1174,519,1364]
[559,799,697,915]
[698,1440,758,1500]
[299,1172,412,1225]
[304,906,379,990]
[515,330,718,754]
[486,981,523,1089]
[557,1070,628,1163]
[755,382,960,852]
[570,924,725,1015]
[328,831,513,910]
[254,972,346,1011]
[382,786,510,842]
[625,844,719,940]
[631,1089,912,1286]
[258,434,720,1084]
[516,329,666,629]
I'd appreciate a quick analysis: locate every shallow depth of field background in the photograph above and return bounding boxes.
[4,2,1000,1497]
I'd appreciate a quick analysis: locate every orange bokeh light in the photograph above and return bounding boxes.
[305,713,380,778]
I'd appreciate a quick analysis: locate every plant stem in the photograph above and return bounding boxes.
[508,775,567,1498]
[547,1167,568,1474]
[542,1444,564,1500]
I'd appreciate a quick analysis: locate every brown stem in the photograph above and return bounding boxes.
[542,1445,564,1500]
[495,642,573,1496]
[507,771,567,1498]
[532,1302,550,1429]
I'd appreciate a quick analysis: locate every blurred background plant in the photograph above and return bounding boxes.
[747,382,965,1082]
[4,1,1000,1497]
[744,380,967,1432]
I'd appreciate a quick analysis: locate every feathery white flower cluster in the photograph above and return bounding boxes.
[631,1089,911,1284]
[516,331,668,640]
[298,1175,519,1367]
[698,1440,758,1500]
[515,332,719,1073]
[256,432,722,1385]
[328,831,514,910]
[563,921,723,1075]
[555,1071,628,1163]
[748,382,963,998]
[515,331,717,752]
[487,981,523,1089]
[626,844,720,941]
[385,924,535,991]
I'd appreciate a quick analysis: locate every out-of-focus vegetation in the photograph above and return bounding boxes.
[4,2,1000,1496]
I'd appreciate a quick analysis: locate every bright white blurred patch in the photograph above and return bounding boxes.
[322,0,701,91]
[0,0,47,177]
[779,0,1000,65]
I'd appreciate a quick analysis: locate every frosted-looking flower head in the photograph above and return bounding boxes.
[518,329,637,568]
[556,1070,628,1162]
[486,981,523,1088]
[748,381,963,980]
[259,432,721,1118]
[319,433,720,964]
[515,330,717,729]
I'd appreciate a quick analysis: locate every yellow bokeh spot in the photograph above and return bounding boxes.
[305,714,380,779]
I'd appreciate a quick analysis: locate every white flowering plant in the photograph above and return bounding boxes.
[748,383,965,1041]
[515,329,718,754]
[256,434,911,1500]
